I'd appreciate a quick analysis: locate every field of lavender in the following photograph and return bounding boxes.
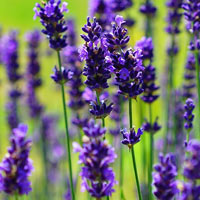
[0,0,199,200]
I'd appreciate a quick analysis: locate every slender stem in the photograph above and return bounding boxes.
[56,51,75,200]
[148,104,153,200]
[195,50,200,134]
[107,196,109,200]
[15,192,19,200]
[128,98,143,200]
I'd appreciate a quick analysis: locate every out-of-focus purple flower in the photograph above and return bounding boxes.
[121,128,143,149]
[51,66,73,84]
[83,119,106,138]
[183,53,196,99]
[34,0,68,50]
[153,153,178,200]
[141,64,159,103]
[73,121,117,198]
[89,100,113,119]
[62,46,85,111]
[72,116,89,129]
[143,117,161,134]
[25,30,43,118]
[183,140,200,180]
[80,17,111,92]
[66,18,77,46]
[139,1,157,17]
[177,182,200,200]
[3,31,21,83]
[184,98,195,130]
[0,124,33,195]
[135,37,154,63]
[110,0,133,12]
[165,0,183,35]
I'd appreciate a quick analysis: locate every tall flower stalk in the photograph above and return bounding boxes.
[136,37,160,199]
[34,1,75,199]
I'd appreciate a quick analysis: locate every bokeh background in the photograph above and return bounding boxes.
[0,0,189,199]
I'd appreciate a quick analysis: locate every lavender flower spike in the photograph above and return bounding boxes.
[34,0,68,50]
[184,98,195,130]
[73,120,117,198]
[153,153,178,200]
[0,124,33,195]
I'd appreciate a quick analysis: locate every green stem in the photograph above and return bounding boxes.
[56,51,75,200]
[15,193,19,200]
[129,98,143,200]
[148,104,153,200]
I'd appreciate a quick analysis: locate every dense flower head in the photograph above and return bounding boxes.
[184,98,195,130]
[111,48,144,98]
[80,17,111,91]
[165,0,183,35]
[0,124,33,195]
[183,53,196,99]
[153,153,178,200]
[105,15,130,51]
[121,128,143,148]
[182,0,200,34]
[51,66,73,84]
[143,117,161,134]
[141,64,159,103]
[183,140,200,180]
[34,0,68,50]
[139,1,157,17]
[89,99,113,119]
[83,119,106,138]
[3,31,21,83]
[73,121,117,198]
[135,37,154,63]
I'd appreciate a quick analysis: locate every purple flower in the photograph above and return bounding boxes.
[184,98,195,130]
[89,99,113,119]
[143,117,161,134]
[51,66,73,84]
[110,0,133,12]
[73,121,117,198]
[80,17,111,91]
[25,30,43,118]
[183,140,200,180]
[34,0,68,50]
[83,119,106,138]
[139,1,157,17]
[135,37,154,62]
[121,128,143,148]
[66,18,77,46]
[0,124,33,195]
[183,53,196,99]
[153,153,178,200]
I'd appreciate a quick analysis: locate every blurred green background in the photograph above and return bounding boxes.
[0,0,189,199]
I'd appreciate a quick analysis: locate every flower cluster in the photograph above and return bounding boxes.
[139,1,157,18]
[178,140,200,199]
[121,128,143,149]
[0,124,33,195]
[73,120,117,198]
[34,0,68,50]
[143,117,161,134]
[66,18,77,46]
[153,153,178,200]
[80,17,111,92]
[3,31,22,129]
[183,53,196,99]
[184,98,195,130]
[89,99,113,119]
[25,30,43,118]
